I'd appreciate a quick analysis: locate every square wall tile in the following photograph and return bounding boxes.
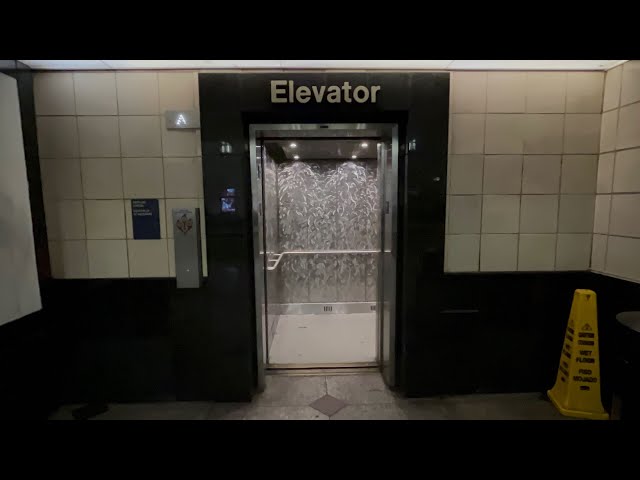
[593,195,611,234]
[78,116,120,157]
[116,72,160,115]
[620,60,640,107]
[81,158,123,199]
[84,200,126,239]
[119,116,162,157]
[39,158,83,200]
[44,200,85,240]
[566,72,604,113]
[448,195,482,234]
[616,102,640,150]
[522,155,561,193]
[164,157,203,198]
[487,72,526,113]
[481,195,520,233]
[519,195,558,233]
[597,152,615,193]
[480,234,518,271]
[125,199,167,238]
[46,241,62,279]
[122,157,165,198]
[127,239,169,277]
[450,114,485,154]
[558,195,595,233]
[73,72,117,115]
[613,148,640,192]
[603,65,622,112]
[48,240,88,279]
[485,114,523,154]
[445,234,480,272]
[168,238,176,277]
[518,234,556,271]
[450,72,487,113]
[556,234,591,271]
[33,72,75,116]
[36,117,79,158]
[591,234,607,272]
[606,236,640,281]
[448,155,483,194]
[87,240,129,278]
[522,114,564,154]
[609,194,640,237]
[483,155,522,194]
[600,110,618,153]
[161,116,199,157]
[560,155,598,193]
[564,114,601,154]
[525,72,566,113]
[159,72,196,111]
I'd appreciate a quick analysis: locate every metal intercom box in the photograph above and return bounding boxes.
[172,207,202,288]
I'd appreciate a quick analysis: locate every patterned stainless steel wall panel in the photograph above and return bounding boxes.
[273,159,379,304]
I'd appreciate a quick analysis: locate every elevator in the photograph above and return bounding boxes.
[250,124,399,388]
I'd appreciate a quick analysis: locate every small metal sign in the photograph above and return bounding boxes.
[165,110,200,129]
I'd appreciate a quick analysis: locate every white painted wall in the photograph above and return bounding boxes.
[0,72,42,325]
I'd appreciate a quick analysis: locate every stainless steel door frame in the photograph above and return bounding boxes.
[377,128,399,388]
[249,135,267,392]
[249,123,399,389]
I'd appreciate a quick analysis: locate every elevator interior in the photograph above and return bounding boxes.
[250,124,398,384]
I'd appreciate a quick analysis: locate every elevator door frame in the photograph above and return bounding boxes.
[249,123,399,391]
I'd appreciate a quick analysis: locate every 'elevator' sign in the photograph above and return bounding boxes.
[271,80,381,104]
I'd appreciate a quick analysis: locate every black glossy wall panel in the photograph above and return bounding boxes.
[197,72,448,398]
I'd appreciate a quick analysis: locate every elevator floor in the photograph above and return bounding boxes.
[268,313,376,365]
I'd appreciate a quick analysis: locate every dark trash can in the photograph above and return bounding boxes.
[612,312,640,420]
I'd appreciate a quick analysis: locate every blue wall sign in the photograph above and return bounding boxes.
[131,199,161,239]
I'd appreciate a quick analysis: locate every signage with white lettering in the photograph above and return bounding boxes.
[270,80,380,104]
[131,199,160,239]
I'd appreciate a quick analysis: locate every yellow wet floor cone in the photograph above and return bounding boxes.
[548,289,609,420]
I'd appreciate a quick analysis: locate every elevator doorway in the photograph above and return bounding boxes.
[250,124,399,388]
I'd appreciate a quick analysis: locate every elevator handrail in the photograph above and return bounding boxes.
[265,249,380,271]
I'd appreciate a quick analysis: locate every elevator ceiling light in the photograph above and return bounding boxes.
[290,143,297,148]
[293,155,300,160]
[361,142,368,148]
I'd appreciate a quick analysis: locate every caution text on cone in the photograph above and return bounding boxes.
[548,289,609,420]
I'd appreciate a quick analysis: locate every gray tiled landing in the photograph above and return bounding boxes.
[49,373,577,420]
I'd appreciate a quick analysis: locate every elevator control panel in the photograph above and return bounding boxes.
[220,188,237,213]
[172,207,203,288]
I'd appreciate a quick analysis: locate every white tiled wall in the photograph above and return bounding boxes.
[446,70,604,272]
[592,60,640,283]
[35,71,205,279]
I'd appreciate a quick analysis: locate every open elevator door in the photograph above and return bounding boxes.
[249,124,399,392]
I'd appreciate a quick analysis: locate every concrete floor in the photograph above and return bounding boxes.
[49,373,578,420]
